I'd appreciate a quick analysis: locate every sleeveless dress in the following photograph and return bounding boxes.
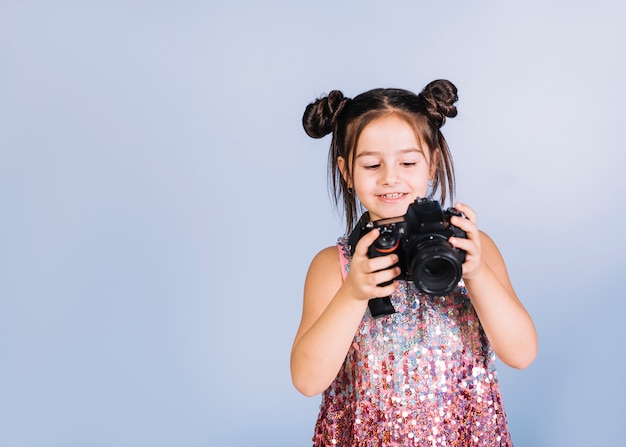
[312,237,513,446]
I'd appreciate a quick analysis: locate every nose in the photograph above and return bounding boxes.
[382,165,400,186]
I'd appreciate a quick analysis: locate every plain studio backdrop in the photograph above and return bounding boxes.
[1,1,625,446]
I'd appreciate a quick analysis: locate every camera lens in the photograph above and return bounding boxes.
[408,240,463,295]
[424,257,452,278]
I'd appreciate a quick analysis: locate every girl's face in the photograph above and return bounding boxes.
[340,114,434,222]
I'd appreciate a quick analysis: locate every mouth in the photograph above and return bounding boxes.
[378,192,408,201]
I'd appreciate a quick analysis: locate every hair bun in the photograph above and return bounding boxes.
[302,90,351,138]
[418,80,458,128]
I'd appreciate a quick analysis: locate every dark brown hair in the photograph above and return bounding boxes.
[303,79,459,231]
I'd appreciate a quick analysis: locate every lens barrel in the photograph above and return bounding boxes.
[408,239,463,295]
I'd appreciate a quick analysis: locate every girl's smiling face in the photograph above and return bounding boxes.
[339,114,435,222]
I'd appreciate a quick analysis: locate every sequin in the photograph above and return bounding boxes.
[312,238,512,446]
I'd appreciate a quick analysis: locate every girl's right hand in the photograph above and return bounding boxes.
[343,228,400,301]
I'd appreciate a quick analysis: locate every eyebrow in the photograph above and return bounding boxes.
[356,148,424,158]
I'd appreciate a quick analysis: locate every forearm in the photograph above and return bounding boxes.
[290,285,368,397]
[464,266,538,369]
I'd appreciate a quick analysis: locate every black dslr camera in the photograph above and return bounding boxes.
[348,198,467,317]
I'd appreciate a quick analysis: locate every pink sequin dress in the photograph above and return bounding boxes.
[312,238,513,446]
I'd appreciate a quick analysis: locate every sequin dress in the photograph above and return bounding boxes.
[312,238,512,446]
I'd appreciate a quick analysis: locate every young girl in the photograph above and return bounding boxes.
[290,80,538,446]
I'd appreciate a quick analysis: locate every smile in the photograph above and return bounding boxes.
[379,193,406,199]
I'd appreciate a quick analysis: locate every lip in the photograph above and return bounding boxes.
[377,192,408,203]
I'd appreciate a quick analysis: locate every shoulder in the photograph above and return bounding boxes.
[478,231,505,263]
[478,230,513,284]
[304,245,344,306]
[297,245,345,332]
[305,245,343,285]
[479,230,498,251]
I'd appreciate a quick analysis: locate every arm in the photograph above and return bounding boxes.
[450,203,538,369]
[290,229,400,397]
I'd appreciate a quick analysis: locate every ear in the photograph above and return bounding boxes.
[337,156,352,188]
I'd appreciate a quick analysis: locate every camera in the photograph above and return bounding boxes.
[348,198,467,317]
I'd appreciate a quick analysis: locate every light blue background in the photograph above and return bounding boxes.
[1,1,625,446]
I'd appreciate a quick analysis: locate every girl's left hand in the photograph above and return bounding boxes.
[448,202,484,280]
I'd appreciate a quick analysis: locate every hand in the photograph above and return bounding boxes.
[448,202,484,280]
[344,228,400,301]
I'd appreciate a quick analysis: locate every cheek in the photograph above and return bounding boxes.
[352,177,370,195]
[412,171,432,195]
[418,179,430,193]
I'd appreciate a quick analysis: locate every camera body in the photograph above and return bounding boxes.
[348,198,467,317]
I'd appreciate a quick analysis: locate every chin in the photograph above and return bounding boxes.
[369,206,411,221]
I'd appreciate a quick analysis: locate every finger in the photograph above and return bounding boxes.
[353,228,380,257]
[449,236,475,252]
[450,213,477,234]
[367,253,399,272]
[454,202,477,224]
[373,266,401,286]
[370,280,400,298]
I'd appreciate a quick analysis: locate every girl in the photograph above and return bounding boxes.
[290,80,538,446]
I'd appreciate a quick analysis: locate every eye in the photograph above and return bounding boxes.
[365,164,380,170]
[358,159,380,170]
